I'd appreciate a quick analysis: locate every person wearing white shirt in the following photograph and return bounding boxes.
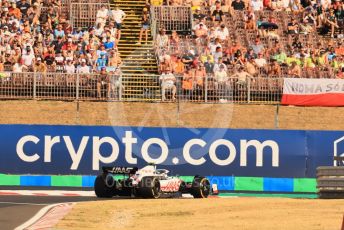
[21,43,33,55]
[77,59,90,74]
[214,24,229,41]
[251,0,263,11]
[281,0,290,10]
[214,65,228,83]
[159,69,176,101]
[111,6,126,41]
[21,47,35,68]
[193,21,208,31]
[213,59,228,73]
[209,38,222,55]
[13,60,26,73]
[254,53,267,67]
[96,5,109,29]
[65,59,76,73]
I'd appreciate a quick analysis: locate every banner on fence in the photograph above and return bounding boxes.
[0,125,342,178]
[281,78,344,106]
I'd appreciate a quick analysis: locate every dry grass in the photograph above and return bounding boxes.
[55,197,344,230]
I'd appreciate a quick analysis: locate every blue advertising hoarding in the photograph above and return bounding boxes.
[0,125,341,178]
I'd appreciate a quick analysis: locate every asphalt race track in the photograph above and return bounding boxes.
[0,195,100,230]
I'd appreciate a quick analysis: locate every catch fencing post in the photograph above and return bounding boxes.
[205,75,208,103]
[247,76,251,103]
[33,72,36,99]
[76,73,79,100]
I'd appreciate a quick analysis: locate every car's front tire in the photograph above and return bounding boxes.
[191,176,211,198]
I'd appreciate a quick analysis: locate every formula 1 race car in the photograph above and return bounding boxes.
[94,164,217,199]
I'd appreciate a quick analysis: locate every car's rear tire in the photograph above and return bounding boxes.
[191,176,211,198]
[94,174,115,198]
[138,177,161,198]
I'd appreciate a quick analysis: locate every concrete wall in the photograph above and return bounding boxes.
[0,100,343,130]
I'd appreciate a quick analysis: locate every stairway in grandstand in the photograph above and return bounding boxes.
[110,0,160,101]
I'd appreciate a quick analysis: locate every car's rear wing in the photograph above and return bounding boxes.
[102,166,138,174]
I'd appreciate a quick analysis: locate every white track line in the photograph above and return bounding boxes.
[14,202,74,230]
[0,190,95,196]
[0,202,47,206]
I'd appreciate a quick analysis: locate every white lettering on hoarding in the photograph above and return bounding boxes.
[240,140,279,167]
[92,136,119,170]
[183,139,206,165]
[16,135,40,162]
[64,136,89,170]
[44,136,60,162]
[141,138,168,164]
[122,131,138,164]
[209,139,236,166]
[15,134,280,170]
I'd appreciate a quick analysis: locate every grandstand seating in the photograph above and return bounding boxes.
[0,0,342,103]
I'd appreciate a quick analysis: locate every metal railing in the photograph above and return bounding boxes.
[69,2,110,29]
[0,72,121,101]
[161,75,283,104]
[0,72,285,103]
[150,6,193,34]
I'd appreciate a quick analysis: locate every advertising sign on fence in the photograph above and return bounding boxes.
[0,125,342,178]
[281,78,344,106]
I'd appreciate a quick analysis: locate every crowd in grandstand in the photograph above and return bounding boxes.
[154,0,344,96]
[0,1,123,76]
[0,0,343,101]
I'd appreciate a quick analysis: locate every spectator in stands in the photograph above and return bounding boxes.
[160,68,177,101]
[155,28,169,50]
[146,0,164,7]
[214,57,228,72]
[17,0,31,16]
[182,67,194,95]
[212,2,225,22]
[288,61,301,77]
[96,5,109,29]
[64,58,75,73]
[213,46,223,63]
[215,24,229,41]
[232,0,246,11]
[169,31,181,53]
[33,57,47,73]
[108,49,122,69]
[104,36,115,49]
[138,8,150,44]
[193,8,206,21]
[231,66,254,85]
[195,62,206,86]
[245,58,259,76]
[325,10,339,38]
[13,59,27,73]
[172,56,185,74]
[268,59,281,76]
[21,46,35,70]
[194,23,208,45]
[245,14,256,30]
[336,66,344,78]
[251,0,264,11]
[97,66,110,98]
[111,6,126,41]
[77,59,90,74]
[96,53,107,71]
[288,18,299,34]
[290,0,303,14]
[182,50,195,66]
[254,52,268,68]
